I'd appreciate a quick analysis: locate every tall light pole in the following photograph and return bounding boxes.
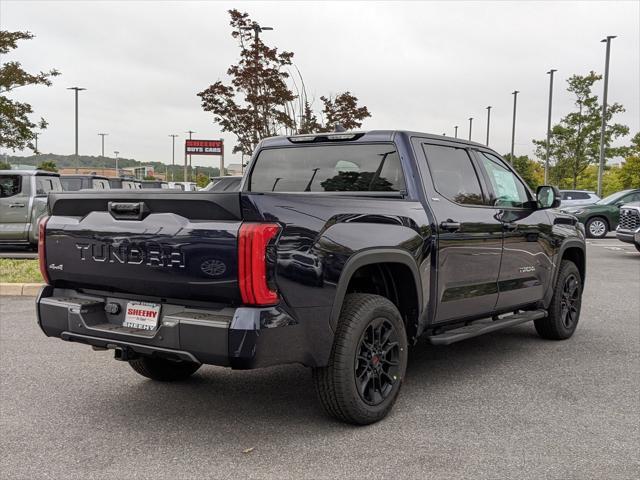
[34,132,39,154]
[454,125,458,139]
[114,150,119,176]
[98,133,108,157]
[597,36,616,197]
[168,134,179,181]
[468,117,473,141]
[545,69,557,184]
[485,106,492,146]
[185,130,195,182]
[68,87,86,173]
[510,90,519,162]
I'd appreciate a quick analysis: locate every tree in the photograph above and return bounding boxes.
[0,31,60,153]
[533,72,628,188]
[618,132,640,190]
[318,93,370,133]
[198,10,370,156]
[503,153,545,190]
[36,160,57,172]
[0,160,10,170]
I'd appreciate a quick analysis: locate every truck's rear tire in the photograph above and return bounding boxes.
[535,260,582,340]
[128,356,201,381]
[312,293,408,425]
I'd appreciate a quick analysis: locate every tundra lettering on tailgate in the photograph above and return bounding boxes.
[75,241,185,268]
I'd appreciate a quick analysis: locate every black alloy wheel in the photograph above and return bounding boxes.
[355,318,401,406]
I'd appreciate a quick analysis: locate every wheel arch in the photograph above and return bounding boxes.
[329,249,423,341]
[544,240,586,308]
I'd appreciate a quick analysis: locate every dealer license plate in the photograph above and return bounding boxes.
[123,302,161,330]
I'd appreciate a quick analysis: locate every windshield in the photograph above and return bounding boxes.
[249,144,406,192]
[596,190,631,205]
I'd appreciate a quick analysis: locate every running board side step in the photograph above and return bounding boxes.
[426,310,547,345]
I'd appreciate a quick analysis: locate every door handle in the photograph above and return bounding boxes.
[440,220,461,232]
[9,203,25,208]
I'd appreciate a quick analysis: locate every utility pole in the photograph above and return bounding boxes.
[597,36,616,197]
[220,138,225,176]
[240,22,274,139]
[454,126,458,139]
[34,133,39,154]
[114,151,119,176]
[168,134,179,181]
[185,130,195,182]
[98,133,108,157]
[468,117,473,141]
[510,90,519,162]
[68,87,86,173]
[545,69,557,184]
[485,106,492,146]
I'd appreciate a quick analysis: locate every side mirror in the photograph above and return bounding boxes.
[536,185,561,209]
[615,201,625,208]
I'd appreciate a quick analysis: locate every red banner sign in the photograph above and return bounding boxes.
[185,139,223,155]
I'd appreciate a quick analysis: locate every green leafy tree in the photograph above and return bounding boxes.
[36,160,57,172]
[503,153,545,190]
[533,72,629,188]
[0,160,10,170]
[618,132,640,189]
[0,31,60,152]
[198,10,370,155]
[196,172,209,188]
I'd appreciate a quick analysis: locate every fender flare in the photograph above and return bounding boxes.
[545,239,586,307]
[329,248,423,331]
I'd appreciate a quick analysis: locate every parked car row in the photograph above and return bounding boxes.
[0,170,240,247]
[561,189,640,238]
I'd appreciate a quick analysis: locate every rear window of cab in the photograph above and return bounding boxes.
[249,144,406,193]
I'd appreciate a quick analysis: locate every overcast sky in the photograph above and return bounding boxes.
[2,1,639,168]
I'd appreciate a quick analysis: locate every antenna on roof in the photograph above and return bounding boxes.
[334,123,346,133]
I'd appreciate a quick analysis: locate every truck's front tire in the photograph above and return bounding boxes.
[128,356,201,381]
[535,260,582,340]
[312,294,408,425]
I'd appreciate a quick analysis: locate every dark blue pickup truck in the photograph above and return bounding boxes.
[36,131,586,424]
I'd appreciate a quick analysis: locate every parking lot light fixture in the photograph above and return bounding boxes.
[169,134,179,181]
[510,90,519,162]
[597,36,616,197]
[545,70,557,183]
[485,106,492,146]
[468,118,473,141]
[67,87,86,173]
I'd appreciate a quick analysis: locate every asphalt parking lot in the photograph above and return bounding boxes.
[0,238,638,479]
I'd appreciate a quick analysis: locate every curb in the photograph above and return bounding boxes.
[0,283,44,296]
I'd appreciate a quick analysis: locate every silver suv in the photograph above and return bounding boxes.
[559,190,600,207]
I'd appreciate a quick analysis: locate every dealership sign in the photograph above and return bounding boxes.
[185,139,223,155]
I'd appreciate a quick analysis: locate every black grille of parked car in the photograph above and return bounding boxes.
[618,208,640,231]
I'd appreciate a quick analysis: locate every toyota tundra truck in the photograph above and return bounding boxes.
[36,131,586,424]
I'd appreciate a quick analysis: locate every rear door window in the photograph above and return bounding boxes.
[36,176,62,195]
[249,144,406,192]
[92,179,110,189]
[61,178,83,191]
[0,175,22,197]
[421,144,485,205]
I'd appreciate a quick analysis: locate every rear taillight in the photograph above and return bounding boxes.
[238,223,281,305]
[38,216,50,285]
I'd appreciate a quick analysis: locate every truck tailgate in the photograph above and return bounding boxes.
[44,191,242,303]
